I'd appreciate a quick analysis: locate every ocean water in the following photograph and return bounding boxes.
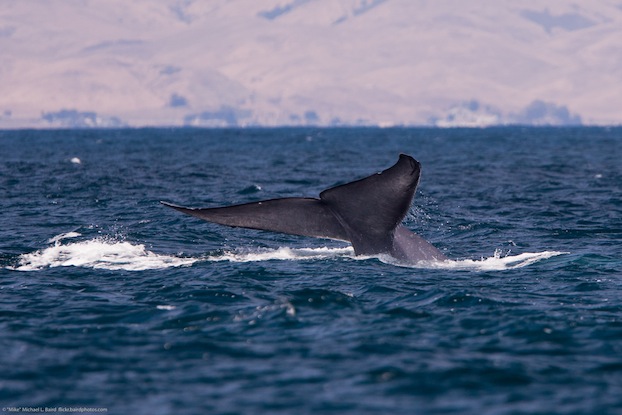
[1,127,621,414]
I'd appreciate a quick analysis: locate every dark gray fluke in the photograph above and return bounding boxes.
[161,154,446,263]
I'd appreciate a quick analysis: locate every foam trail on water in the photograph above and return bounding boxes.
[386,250,568,270]
[11,234,352,272]
[13,237,197,272]
[207,246,354,263]
[11,233,566,272]
[207,247,566,270]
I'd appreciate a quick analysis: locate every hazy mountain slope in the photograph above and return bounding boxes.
[1,0,620,127]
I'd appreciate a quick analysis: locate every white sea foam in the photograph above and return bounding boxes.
[207,246,355,263]
[12,233,566,272]
[14,238,198,271]
[386,249,569,271]
[47,231,82,245]
[12,236,352,272]
[208,247,567,270]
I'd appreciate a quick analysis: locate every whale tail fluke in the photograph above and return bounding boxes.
[161,154,447,262]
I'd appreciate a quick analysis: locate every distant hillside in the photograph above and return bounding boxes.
[1,0,621,127]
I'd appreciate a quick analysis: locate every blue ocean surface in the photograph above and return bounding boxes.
[1,127,621,414]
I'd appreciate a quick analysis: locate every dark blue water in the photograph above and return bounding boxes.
[1,127,621,414]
